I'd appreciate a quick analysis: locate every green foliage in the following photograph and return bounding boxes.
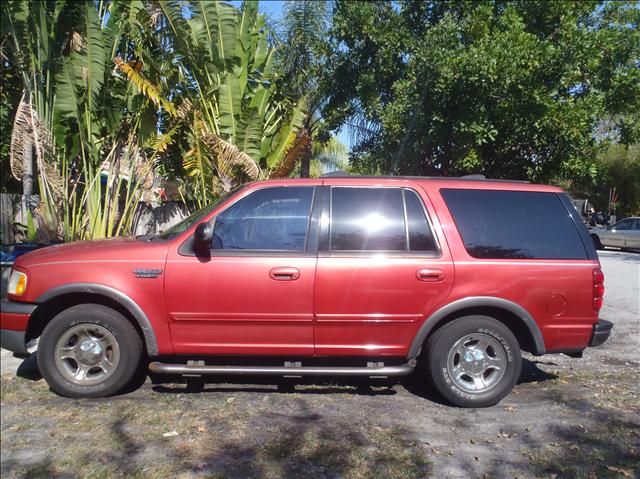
[321,1,640,183]
[575,144,640,218]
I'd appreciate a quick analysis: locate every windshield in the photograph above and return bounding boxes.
[154,187,244,241]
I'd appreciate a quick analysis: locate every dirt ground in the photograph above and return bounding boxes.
[1,250,638,478]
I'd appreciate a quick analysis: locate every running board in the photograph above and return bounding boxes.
[148,361,414,377]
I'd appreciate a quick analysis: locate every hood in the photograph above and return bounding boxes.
[15,237,169,269]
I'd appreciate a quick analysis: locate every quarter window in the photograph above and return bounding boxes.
[441,189,588,259]
[212,187,314,251]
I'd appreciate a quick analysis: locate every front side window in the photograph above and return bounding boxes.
[212,187,314,251]
[441,189,588,259]
[612,219,632,231]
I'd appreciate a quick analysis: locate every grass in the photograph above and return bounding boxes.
[0,375,431,479]
[524,370,639,479]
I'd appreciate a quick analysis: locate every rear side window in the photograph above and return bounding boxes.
[212,187,314,251]
[331,188,406,251]
[329,187,438,253]
[405,190,438,252]
[441,189,587,259]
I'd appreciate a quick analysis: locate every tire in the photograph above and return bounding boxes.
[37,304,143,398]
[424,316,521,408]
[591,234,604,250]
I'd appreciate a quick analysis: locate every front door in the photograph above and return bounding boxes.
[165,185,319,356]
[314,183,454,357]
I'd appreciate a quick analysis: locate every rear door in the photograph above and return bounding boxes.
[313,182,454,357]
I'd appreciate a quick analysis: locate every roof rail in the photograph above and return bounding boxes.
[321,170,350,177]
[319,172,528,183]
[458,174,486,180]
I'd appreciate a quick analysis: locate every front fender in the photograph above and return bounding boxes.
[36,283,159,356]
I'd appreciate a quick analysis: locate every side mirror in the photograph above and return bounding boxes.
[193,222,213,250]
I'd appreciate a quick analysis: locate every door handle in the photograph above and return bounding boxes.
[416,268,445,282]
[269,267,300,281]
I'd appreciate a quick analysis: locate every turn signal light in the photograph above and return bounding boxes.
[8,270,28,296]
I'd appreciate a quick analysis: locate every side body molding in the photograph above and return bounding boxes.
[37,284,159,356]
[407,296,546,359]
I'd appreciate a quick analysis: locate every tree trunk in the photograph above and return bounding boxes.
[300,152,311,178]
[22,136,33,197]
[299,124,312,178]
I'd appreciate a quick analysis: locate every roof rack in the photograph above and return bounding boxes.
[319,172,528,183]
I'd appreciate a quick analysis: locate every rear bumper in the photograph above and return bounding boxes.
[589,319,613,347]
[0,299,37,354]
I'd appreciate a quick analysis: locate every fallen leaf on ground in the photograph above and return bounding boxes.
[605,466,634,477]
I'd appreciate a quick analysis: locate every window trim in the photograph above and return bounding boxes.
[320,185,441,257]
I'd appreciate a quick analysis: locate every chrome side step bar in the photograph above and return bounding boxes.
[149,361,414,377]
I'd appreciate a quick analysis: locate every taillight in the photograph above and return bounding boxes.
[593,268,605,311]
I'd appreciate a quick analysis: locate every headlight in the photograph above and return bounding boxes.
[8,270,28,296]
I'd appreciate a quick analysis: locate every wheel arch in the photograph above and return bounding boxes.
[408,297,546,359]
[29,284,158,356]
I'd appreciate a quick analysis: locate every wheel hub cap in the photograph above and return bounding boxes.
[54,324,120,385]
[77,340,104,365]
[446,333,507,394]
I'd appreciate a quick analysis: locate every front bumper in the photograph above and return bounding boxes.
[589,319,613,347]
[0,299,37,355]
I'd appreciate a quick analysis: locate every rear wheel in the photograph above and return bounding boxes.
[37,304,143,398]
[425,316,521,408]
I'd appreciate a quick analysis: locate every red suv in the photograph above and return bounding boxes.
[0,176,611,407]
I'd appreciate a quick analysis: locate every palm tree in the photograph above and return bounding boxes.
[137,0,308,207]
[275,0,349,178]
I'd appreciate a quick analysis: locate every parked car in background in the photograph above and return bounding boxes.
[1,175,611,408]
[590,217,640,251]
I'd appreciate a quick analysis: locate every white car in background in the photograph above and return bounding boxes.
[590,217,640,251]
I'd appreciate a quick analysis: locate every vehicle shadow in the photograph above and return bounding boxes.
[15,353,42,381]
[518,357,558,384]
[150,374,399,397]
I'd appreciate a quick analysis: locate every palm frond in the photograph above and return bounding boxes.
[114,57,178,117]
[270,129,312,179]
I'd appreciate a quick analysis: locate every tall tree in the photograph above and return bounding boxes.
[320,1,640,182]
[274,0,349,178]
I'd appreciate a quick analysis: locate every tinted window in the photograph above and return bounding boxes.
[331,188,405,251]
[405,190,438,252]
[441,189,587,259]
[633,219,640,230]
[212,187,314,251]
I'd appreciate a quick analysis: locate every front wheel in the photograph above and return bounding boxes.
[591,234,604,250]
[424,316,521,408]
[37,304,143,398]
